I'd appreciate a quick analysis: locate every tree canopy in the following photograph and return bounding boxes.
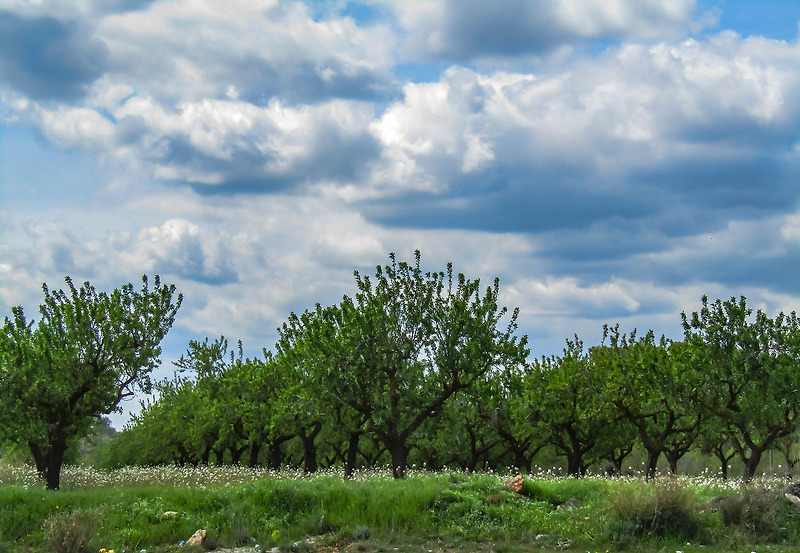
[0,275,181,489]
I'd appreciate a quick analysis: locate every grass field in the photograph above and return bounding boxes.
[2,465,800,553]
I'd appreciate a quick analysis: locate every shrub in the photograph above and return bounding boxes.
[352,525,371,540]
[42,508,102,553]
[605,481,706,544]
[714,487,800,543]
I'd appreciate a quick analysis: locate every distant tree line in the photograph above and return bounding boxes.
[3,253,800,489]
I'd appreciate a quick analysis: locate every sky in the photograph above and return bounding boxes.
[1,0,799,428]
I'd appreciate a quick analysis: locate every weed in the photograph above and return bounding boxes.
[605,480,707,543]
[42,508,102,553]
[229,513,252,544]
[714,487,800,543]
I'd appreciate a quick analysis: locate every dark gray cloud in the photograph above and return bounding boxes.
[233,59,401,106]
[441,1,565,59]
[0,11,108,100]
[362,166,653,234]
[150,117,382,196]
[396,0,695,61]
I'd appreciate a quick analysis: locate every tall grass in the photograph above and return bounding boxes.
[2,465,800,552]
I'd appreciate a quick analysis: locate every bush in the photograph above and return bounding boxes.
[714,487,800,543]
[42,508,102,553]
[605,481,706,544]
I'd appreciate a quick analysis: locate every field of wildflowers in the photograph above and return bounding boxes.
[2,464,800,553]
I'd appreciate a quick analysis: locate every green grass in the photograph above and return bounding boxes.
[3,466,800,552]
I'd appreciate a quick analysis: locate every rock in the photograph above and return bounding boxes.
[186,529,207,546]
[785,493,800,506]
[557,497,583,510]
[504,475,524,493]
[786,482,800,497]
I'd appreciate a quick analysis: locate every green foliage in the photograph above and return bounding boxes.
[276,251,529,478]
[682,296,800,480]
[0,275,181,489]
[522,337,624,476]
[593,327,702,478]
[519,477,611,506]
[352,524,371,540]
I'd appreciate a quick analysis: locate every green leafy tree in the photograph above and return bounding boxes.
[523,337,619,476]
[277,251,529,477]
[0,276,180,489]
[592,326,702,479]
[682,296,800,481]
[495,364,546,473]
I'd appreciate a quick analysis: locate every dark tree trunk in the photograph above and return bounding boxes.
[213,448,226,465]
[645,449,660,480]
[390,441,408,478]
[268,444,284,470]
[176,444,193,466]
[230,444,248,466]
[248,443,262,468]
[45,436,68,490]
[201,446,211,465]
[566,453,581,477]
[345,432,361,478]
[299,422,322,474]
[667,456,679,474]
[28,442,49,479]
[743,448,763,482]
[301,436,318,474]
[607,443,634,475]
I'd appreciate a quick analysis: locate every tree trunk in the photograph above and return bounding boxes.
[390,441,408,478]
[213,448,226,465]
[743,448,763,482]
[668,457,679,474]
[720,458,729,480]
[45,436,68,490]
[248,443,262,468]
[301,435,318,474]
[566,452,582,477]
[268,443,284,470]
[28,442,49,479]
[344,432,361,478]
[645,448,660,480]
[512,448,531,474]
[230,444,248,466]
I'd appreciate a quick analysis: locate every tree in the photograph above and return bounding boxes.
[592,327,702,479]
[0,275,181,489]
[277,251,529,478]
[523,337,619,476]
[682,296,800,481]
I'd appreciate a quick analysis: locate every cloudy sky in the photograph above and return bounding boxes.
[1,0,799,425]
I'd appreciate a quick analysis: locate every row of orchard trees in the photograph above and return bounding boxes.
[109,253,800,482]
[110,252,528,478]
[3,253,800,489]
